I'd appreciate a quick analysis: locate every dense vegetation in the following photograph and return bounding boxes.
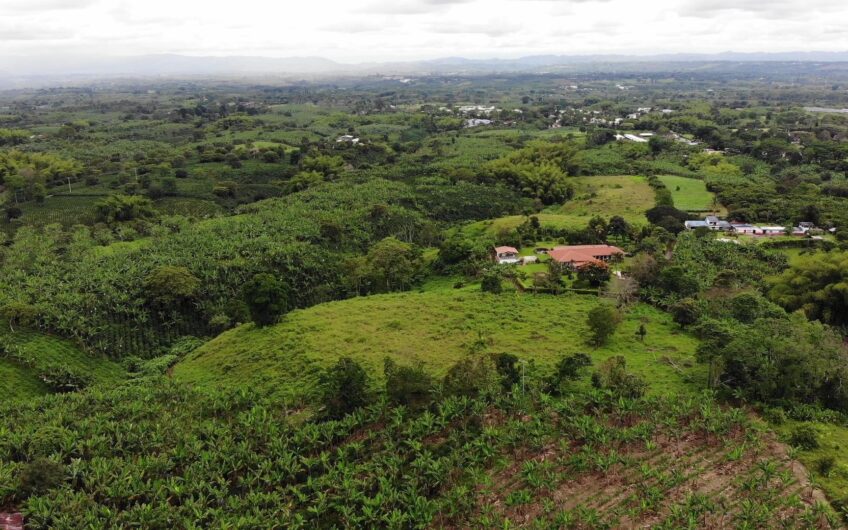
[3,68,848,526]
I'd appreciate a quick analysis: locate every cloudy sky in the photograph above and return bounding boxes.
[1,0,846,63]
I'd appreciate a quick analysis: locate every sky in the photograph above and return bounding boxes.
[0,0,847,63]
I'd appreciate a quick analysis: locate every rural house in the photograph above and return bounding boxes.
[493,246,520,265]
[548,244,624,269]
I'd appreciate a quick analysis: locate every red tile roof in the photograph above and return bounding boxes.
[0,513,23,530]
[548,245,623,265]
[494,246,519,255]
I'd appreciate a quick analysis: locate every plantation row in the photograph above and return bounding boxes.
[0,374,839,529]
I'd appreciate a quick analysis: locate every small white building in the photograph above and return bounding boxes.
[493,246,520,265]
[465,118,492,128]
[336,135,360,144]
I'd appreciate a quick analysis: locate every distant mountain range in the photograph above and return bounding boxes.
[2,51,848,87]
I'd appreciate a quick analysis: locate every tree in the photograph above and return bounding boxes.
[670,298,700,328]
[95,194,156,223]
[586,303,622,346]
[242,273,290,326]
[318,357,370,419]
[658,266,700,298]
[366,237,424,293]
[768,252,848,327]
[577,261,610,287]
[145,266,200,306]
[608,215,631,240]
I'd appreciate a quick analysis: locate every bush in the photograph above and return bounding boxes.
[491,352,521,391]
[481,273,503,294]
[384,358,433,410]
[670,298,700,328]
[18,458,64,497]
[38,365,91,393]
[319,357,371,420]
[443,354,501,399]
[762,407,787,425]
[546,353,592,395]
[6,206,22,220]
[789,424,820,450]
[586,304,622,346]
[591,356,647,399]
[817,456,836,477]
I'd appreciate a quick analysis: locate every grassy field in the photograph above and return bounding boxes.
[175,289,705,403]
[658,175,719,212]
[0,329,125,400]
[0,359,48,400]
[462,175,653,237]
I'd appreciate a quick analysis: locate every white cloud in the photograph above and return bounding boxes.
[0,0,844,64]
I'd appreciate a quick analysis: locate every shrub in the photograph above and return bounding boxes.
[443,354,501,399]
[491,352,521,391]
[319,357,371,420]
[586,304,622,346]
[384,358,433,410]
[546,353,592,395]
[18,458,64,497]
[6,206,22,220]
[789,424,820,450]
[481,273,503,294]
[817,456,836,477]
[670,298,700,328]
[38,365,91,393]
[762,407,787,425]
[591,356,647,399]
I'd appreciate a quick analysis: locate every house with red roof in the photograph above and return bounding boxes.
[492,246,520,265]
[547,244,624,269]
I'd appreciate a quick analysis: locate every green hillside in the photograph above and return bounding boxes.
[462,175,653,237]
[0,329,125,400]
[175,289,704,403]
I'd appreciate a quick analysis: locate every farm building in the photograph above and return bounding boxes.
[548,244,624,269]
[685,216,731,231]
[493,246,520,265]
[730,223,758,234]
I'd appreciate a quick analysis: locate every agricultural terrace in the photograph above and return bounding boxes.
[174,290,704,403]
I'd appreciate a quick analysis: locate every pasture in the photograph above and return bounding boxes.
[175,289,705,403]
[462,175,654,237]
[658,174,720,212]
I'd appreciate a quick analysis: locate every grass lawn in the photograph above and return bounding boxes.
[658,175,721,212]
[462,175,653,238]
[175,289,705,403]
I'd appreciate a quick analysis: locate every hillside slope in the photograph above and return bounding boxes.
[174,289,704,402]
[0,329,125,400]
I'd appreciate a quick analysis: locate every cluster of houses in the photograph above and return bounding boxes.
[493,244,624,269]
[684,216,823,236]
